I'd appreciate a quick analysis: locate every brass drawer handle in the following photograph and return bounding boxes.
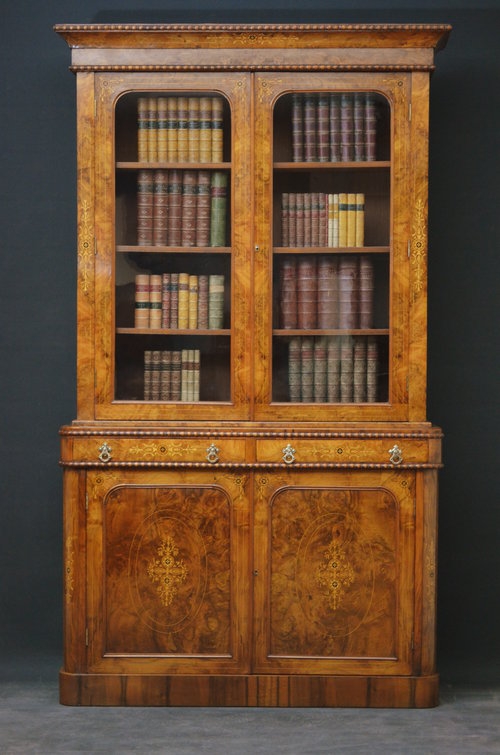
[206,444,220,464]
[282,444,296,465]
[389,444,403,465]
[98,442,112,463]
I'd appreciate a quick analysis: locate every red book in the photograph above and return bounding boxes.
[338,255,359,329]
[329,94,341,162]
[167,170,182,246]
[137,170,153,246]
[153,170,168,246]
[353,93,365,162]
[340,94,354,162]
[297,256,317,329]
[365,93,377,162]
[279,257,297,329]
[317,256,338,329]
[317,94,330,162]
[359,255,374,328]
[181,170,197,246]
[304,94,317,162]
[291,94,304,162]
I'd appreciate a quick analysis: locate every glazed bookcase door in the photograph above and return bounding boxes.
[253,469,416,675]
[253,73,413,422]
[85,469,251,674]
[90,72,252,421]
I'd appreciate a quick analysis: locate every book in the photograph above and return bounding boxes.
[279,257,297,329]
[143,349,199,401]
[177,97,189,162]
[149,274,162,329]
[199,97,213,163]
[297,256,317,329]
[137,97,149,162]
[304,94,317,162]
[134,274,150,328]
[137,170,154,246]
[211,96,224,162]
[317,256,338,329]
[288,337,302,401]
[166,97,178,162]
[160,350,172,400]
[338,255,359,329]
[147,97,158,162]
[197,274,209,329]
[167,169,182,246]
[188,97,200,163]
[291,94,304,162]
[161,273,171,329]
[153,170,168,246]
[177,272,189,329]
[329,94,341,162]
[143,349,153,400]
[188,275,198,329]
[196,170,211,246]
[317,95,330,162]
[210,172,228,246]
[208,274,225,328]
[157,97,168,162]
[181,170,197,246]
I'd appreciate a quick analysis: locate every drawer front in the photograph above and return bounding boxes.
[255,438,431,465]
[63,436,247,464]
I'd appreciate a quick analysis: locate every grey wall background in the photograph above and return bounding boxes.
[1,1,498,684]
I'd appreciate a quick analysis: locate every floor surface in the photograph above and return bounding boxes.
[1,656,499,754]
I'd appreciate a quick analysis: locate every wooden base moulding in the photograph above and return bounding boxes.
[60,672,439,708]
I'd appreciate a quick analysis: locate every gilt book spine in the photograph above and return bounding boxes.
[167,169,182,246]
[147,97,158,163]
[188,97,200,163]
[317,95,330,163]
[157,97,168,163]
[188,275,199,329]
[137,97,149,162]
[161,273,171,329]
[181,170,197,247]
[211,96,224,162]
[304,94,317,162]
[281,192,290,247]
[288,337,301,402]
[143,350,153,400]
[197,274,209,329]
[196,170,211,247]
[208,274,225,329]
[177,272,189,329]
[210,172,228,247]
[329,94,341,162]
[313,336,327,402]
[317,256,338,329]
[169,273,179,329]
[166,96,178,162]
[279,257,297,329]
[153,170,168,246]
[135,274,150,328]
[292,94,304,162]
[149,274,163,330]
[297,256,317,329]
[340,94,353,162]
[300,337,314,403]
[137,170,153,246]
[199,97,212,164]
[177,97,189,162]
[160,350,172,401]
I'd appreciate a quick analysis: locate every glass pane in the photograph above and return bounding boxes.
[272,91,391,405]
[114,92,232,404]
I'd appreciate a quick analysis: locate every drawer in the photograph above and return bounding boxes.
[61,434,247,465]
[255,437,434,466]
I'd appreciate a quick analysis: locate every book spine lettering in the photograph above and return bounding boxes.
[137,170,153,246]
[167,169,182,246]
[208,274,225,329]
[135,274,150,328]
[196,170,211,246]
[137,97,148,162]
[199,97,212,164]
[291,94,304,162]
[181,170,197,247]
[211,97,224,162]
[210,171,228,247]
[147,97,158,163]
[177,97,189,162]
[157,97,168,162]
[166,96,178,162]
[188,97,200,163]
[153,170,168,246]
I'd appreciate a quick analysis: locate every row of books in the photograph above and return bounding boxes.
[144,349,200,402]
[290,92,379,163]
[279,254,375,330]
[287,336,380,403]
[281,192,365,248]
[135,273,225,330]
[138,95,225,164]
[137,170,228,247]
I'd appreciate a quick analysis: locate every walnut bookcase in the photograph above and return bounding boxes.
[55,23,450,707]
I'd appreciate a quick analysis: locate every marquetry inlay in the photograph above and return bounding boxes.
[147,536,188,608]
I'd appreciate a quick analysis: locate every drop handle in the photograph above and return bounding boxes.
[282,444,296,464]
[98,442,112,463]
[389,444,403,465]
[206,444,220,464]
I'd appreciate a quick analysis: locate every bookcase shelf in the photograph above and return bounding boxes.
[57,22,449,709]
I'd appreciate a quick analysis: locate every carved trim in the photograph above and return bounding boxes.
[70,64,436,74]
[60,460,443,470]
[60,427,444,440]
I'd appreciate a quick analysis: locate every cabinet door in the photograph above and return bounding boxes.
[253,73,415,422]
[253,469,415,675]
[84,73,252,421]
[85,469,250,674]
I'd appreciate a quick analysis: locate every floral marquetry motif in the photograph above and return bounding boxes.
[316,540,355,611]
[147,536,188,608]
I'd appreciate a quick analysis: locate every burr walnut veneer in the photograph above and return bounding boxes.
[55,23,449,707]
